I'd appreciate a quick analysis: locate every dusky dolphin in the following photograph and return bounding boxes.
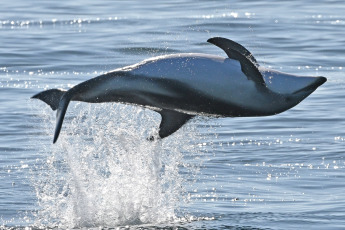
[32,37,327,143]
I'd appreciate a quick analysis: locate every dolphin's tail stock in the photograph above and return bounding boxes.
[32,88,74,143]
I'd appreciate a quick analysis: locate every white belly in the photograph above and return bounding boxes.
[121,53,263,108]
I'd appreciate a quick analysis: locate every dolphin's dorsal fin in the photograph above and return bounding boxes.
[207,37,259,66]
[207,37,265,86]
[157,109,194,139]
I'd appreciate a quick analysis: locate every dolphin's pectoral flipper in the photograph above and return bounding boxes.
[157,109,194,139]
[31,89,67,110]
[207,37,259,66]
[230,48,265,86]
[207,37,265,86]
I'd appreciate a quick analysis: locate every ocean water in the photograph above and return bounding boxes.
[1,0,345,229]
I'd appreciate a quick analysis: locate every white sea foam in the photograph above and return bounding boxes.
[31,102,201,228]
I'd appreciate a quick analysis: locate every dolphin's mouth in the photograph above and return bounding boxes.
[293,76,327,94]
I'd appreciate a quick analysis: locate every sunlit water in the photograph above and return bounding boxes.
[1,1,345,229]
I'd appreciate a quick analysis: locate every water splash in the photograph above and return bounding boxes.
[31,102,201,229]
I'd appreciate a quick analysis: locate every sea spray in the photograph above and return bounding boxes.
[31,102,201,228]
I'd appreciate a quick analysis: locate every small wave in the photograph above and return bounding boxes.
[0,16,125,29]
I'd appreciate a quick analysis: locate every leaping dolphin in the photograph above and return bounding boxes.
[32,37,327,143]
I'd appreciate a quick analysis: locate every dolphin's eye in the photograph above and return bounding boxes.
[285,96,292,102]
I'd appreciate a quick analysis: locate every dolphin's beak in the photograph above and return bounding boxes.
[293,76,327,94]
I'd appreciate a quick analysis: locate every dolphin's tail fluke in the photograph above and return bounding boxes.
[31,89,67,111]
[32,88,73,143]
[53,92,72,143]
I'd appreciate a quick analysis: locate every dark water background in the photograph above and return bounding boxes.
[1,0,345,229]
